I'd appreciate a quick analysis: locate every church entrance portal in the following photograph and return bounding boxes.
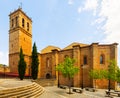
[46,73,51,79]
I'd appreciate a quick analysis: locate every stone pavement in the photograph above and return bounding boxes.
[0,79,32,90]
[0,79,44,97]
[0,79,118,98]
[40,86,111,98]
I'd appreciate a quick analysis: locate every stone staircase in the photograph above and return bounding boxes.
[0,82,44,98]
[35,79,57,87]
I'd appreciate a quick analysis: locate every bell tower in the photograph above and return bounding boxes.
[9,8,32,74]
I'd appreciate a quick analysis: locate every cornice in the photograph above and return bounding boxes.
[9,27,32,37]
[9,8,32,22]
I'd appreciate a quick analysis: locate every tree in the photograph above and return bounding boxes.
[18,47,26,80]
[56,57,79,94]
[116,67,120,85]
[102,60,118,91]
[89,69,101,89]
[116,68,120,81]
[31,42,39,80]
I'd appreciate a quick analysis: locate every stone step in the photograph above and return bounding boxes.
[35,79,56,87]
[0,83,37,96]
[16,86,44,98]
[22,87,44,98]
[0,82,44,98]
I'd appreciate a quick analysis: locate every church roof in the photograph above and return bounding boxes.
[41,45,61,54]
[41,42,89,54]
[63,42,89,50]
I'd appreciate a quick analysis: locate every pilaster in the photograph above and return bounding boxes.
[72,45,80,87]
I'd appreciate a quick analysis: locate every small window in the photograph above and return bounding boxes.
[100,54,105,64]
[22,18,25,27]
[27,22,29,31]
[64,55,69,58]
[12,19,14,27]
[15,16,18,26]
[83,56,87,65]
[11,44,13,48]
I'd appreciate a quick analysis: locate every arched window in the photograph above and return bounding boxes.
[100,54,105,64]
[64,55,69,58]
[83,56,87,65]
[22,18,25,27]
[27,22,29,31]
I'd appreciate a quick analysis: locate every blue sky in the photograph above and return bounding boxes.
[0,0,120,65]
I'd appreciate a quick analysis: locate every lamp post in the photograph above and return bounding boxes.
[58,71,60,87]
[108,65,111,92]
[81,64,84,89]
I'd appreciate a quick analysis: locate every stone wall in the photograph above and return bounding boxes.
[0,66,10,73]
[38,43,118,89]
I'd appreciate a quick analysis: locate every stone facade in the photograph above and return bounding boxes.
[42,43,117,89]
[9,8,118,89]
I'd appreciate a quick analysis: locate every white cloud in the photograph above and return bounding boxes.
[79,0,120,44]
[77,0,98,15]
[83,0,98,11]
[0,52,3,58]
[68,0,74,5]
[77,0,120,65]
[78,7,82,13]
[91,16,106,25]
[0,51,8,65]
[98,0,120,43]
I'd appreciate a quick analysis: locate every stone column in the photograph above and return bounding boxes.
[37,53,41,78]
[110,43,118,61]
[110,43,118,90]
[52,49,59,85]
[90,43,99,88]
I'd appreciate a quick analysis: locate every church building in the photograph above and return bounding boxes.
[9,8,118,89]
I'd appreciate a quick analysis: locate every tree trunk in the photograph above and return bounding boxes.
[68,76,71,94]
[94,79,96,89]
[108,79,111,91]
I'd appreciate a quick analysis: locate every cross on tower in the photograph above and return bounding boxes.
[19,2,22,9]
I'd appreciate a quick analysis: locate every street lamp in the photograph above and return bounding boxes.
[81,64,84,89]
[58,71,60,87]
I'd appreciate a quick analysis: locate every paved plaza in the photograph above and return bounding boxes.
[0,79,32,90]
[0,79,119,98]
[40,86,111,98]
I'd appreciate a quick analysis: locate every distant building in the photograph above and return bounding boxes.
[9,8,118,89]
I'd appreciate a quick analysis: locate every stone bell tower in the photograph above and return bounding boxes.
[9,8,32,74]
